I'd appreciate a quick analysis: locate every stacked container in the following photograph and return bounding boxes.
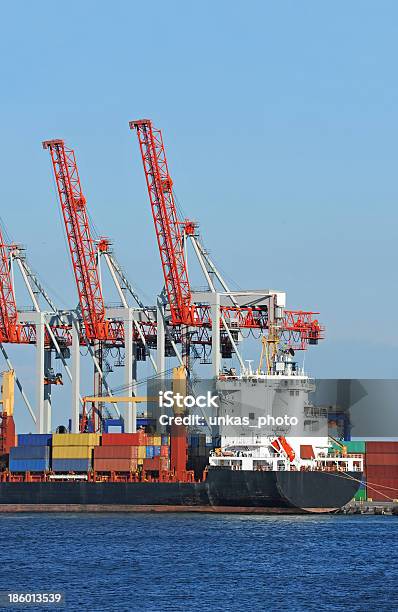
[94,432,170,473]
[366,442,398,502]
[52,433,100,472]
[188,434,211,479]
[9,434,52,472]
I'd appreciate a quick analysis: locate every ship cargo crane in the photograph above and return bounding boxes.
[129,119,324,351]
[0,226,28,344]
[42,140,113,342]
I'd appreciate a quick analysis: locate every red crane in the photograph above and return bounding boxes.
[129,120,196,327]
[43,139,111,342]
[0,227,22,343]
[130,119,324,348]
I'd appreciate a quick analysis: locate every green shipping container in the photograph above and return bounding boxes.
[354,488,367,501]
[346,441,366,453]
[331,440,366,454]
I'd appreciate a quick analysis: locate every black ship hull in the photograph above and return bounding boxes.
[0,469,361,514]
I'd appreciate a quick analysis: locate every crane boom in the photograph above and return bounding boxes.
[129,120,196,326]
[43,139,108,340]
[0,227,20,342]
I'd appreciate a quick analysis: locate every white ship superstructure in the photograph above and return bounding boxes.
[211,353,362,473]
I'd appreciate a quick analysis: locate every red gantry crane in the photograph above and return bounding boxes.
[42,140,112,342]
[129,119,324,349]
[0,227,35,344]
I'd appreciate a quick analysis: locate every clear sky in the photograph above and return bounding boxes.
[1,1,398,429]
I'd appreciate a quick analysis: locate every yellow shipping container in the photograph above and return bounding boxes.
[137,446,146,459]
[153,435,161,446]
[52,433,100,447]
[137,458,144,465]
[52,446,94,459]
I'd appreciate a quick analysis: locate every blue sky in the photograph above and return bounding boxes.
[1,1,398,429]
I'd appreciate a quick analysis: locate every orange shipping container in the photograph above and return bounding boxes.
[94,458,138,472]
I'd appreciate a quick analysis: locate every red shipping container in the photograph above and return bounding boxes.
[143,457,160,471]
[101,432,146,446]
[94,458,138,472]
[365,478,398,501]
[366,453,398,466]
[94,445,137,459]
[131,446,138,458]
[160,445,169,458]
[366,442,398,454]
[366,466,398,478]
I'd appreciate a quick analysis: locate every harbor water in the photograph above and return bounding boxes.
[0,513,397,611]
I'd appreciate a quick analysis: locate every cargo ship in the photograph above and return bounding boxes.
[0,362,363,514]
[0,119,365,512]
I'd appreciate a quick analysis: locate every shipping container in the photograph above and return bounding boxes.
[101,432,146,446]
[137,458,144,465]
[143,457,160,470]
[52,458,92,472]
[10,446,50,460]
[146,435,154,446]
[18,434,52,447]
[153,446,161,457]
[366,442,398,454]
[345,441,366,453]
[153,436,161,446]
[366,453,398,466]
[366,478,398,501]
[137,446,146,459]
[52,433,100,447]
[143,456,169,471]
[94,458,138,472]
[366,466,398,478]
[9,458,50,472]
[160,445,169,458]
[103,418,124,434]
[94,446,137,460]
[354,488,367,502]
[331,440,366,454]
[161,434,169,446]
[146,446,154,459]
[189,435,199,448]
[52,446,94,459]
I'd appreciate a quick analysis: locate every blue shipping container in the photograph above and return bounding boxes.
[9,459,49,472]
[161,434,169,445]
[189,435,199,448]
[137,418,155,427]
[145,446,154,458]
[18,434,52,447]
[10,446,50,460]
[153,446,161,457]
[52,459,91,472]
[104,418,125,433]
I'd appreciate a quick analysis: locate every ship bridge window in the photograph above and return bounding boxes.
[249,412,255,421]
